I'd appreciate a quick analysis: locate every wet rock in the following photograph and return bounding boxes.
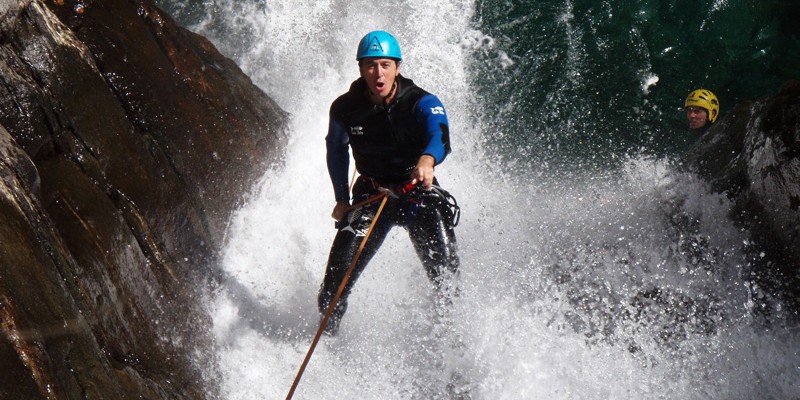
[0,0,287,399]
[684,81,800,314]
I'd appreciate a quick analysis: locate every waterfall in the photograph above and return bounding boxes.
[164,0,800,398]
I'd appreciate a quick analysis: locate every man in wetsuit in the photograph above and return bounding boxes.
[685,89,720,133]
[318,30,459,335]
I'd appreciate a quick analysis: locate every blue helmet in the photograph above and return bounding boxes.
[356,30,402,61]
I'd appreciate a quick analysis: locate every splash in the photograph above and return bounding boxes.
[166,0,800,398]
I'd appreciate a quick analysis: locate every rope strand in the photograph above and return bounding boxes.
[285,193,389,399]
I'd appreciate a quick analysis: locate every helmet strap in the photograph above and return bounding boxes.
[382,81,398,106]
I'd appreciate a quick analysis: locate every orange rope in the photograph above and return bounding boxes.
[285,193,389,399]
[345,192,389,213]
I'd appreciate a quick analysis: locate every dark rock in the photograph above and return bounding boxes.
[0,0,287,398]
[684,80,800,314]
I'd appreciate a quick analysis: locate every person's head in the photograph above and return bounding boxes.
[685,89,719,130]
[356,31,402,104]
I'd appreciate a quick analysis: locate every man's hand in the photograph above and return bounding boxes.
[331,200,350,222]
[411,154,435,189]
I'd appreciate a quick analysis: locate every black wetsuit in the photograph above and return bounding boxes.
[319,75,459,333]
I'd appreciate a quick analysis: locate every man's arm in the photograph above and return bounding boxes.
[326,111,351,220]
[415,94,451,164]
[412,94,451,188]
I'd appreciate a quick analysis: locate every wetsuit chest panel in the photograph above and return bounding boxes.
[337,81,428,182]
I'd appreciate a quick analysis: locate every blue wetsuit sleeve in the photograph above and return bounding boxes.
[325,111,351,202]
[415,94,451,164]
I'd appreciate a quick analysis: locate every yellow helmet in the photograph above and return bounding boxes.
[685,89,720,123]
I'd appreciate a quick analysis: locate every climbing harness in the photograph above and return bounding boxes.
[360,178,461,229]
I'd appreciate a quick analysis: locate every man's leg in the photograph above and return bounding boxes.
[407,200,460,301]
[318,202,392,334]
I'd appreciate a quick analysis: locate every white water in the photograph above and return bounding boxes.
[186,1,800,399]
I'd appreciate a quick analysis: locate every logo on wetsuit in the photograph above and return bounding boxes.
[350,126,364,135]
[430,106,445,115]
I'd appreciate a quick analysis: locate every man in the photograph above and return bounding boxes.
[685,89,720,132]
[318,30,459,335]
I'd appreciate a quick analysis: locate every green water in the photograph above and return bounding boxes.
[469,0,800,171]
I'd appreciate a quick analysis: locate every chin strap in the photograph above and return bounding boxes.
[382,81,397,106]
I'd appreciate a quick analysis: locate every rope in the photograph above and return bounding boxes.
[285,193,389,399]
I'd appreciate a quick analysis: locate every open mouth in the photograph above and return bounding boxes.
[375,81,386,91]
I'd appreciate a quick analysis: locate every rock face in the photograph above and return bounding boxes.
[684,81,800,313]
[0,0,287,399]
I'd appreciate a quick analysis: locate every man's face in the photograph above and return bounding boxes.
[359,58,400,101]
[686,106,708,129]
